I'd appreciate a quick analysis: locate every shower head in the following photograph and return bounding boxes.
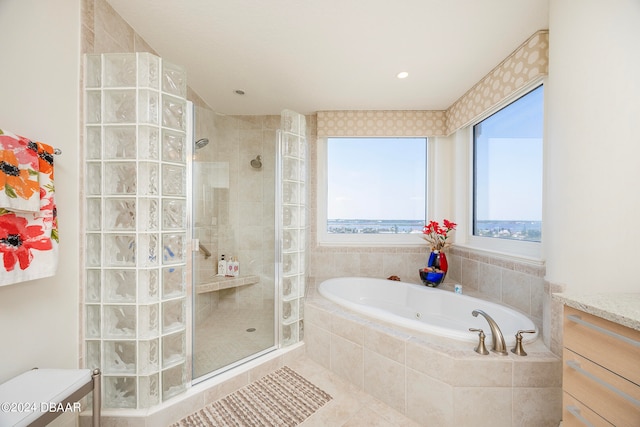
[250,155,262,169]
[194,138,209,150]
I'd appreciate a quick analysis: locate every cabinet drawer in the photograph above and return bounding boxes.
[563,306,640,384]
[563,391,613,427]
[563,348,640,427]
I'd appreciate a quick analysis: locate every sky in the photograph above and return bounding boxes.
[327,137,426,220]
[326,85,544,222]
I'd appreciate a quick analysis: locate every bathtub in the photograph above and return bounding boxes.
[318,277,537,346]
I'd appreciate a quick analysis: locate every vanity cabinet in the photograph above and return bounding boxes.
[562,305,640,426]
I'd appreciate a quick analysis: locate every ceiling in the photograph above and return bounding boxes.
[106,0,549,115]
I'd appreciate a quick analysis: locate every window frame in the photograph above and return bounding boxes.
[464,80,544,260]
[317,136,429,247]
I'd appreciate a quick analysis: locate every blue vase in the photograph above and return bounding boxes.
[419,250,448,287]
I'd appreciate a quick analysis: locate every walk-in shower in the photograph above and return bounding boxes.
[83,51,307,410]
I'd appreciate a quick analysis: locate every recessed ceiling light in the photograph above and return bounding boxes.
[234,89,245,95]
[397,71,409,79]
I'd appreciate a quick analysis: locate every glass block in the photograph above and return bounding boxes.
[138,198,159,231]
[138,340,159,375]
[298,319,304,341]
[86,269,101,302]
[161,130,186,163]
[162,233,185,265]
[104,270,136,303]
[86,126,102,159]
[104,234,136,267]
[281,110,299,134]
[282,205,299,228]
[162,199,186,230]
[282,133,298,157]
[104,376,136,409]
[104,198,136,230]
[138,234,159,267]
[138,162,159,195]
[138,52,159,89]
[281,322,298,347]
[85,90,101,124]
[162,331,185,368]
[162,299,185,333]
[299,138,307,161]
[298,229,306,251]
[104,53,137,87]
[104,162,136,195]
[282,181,298,204]
[282,275,299,300]
[103,305,136,338]
[138,304,159,339]
[162,363,186,401]
[84,54,102,88]
[105,126,136,159]
[138,126,159,160]
[86,233,101,267]
[138,269,159,302]
[86,162,102,195]
[299,182,306,205]
[104,90,136,123]
[86,340,101,371]
[283,229,298,252]
[161,95,186,131]
[282,299,298,322]
[162,266,185,298]
[283,253,297,276]
[161,164,185,196]
[104,341,136,374]
[161,61,187,97]
[283,157,299,181]
[86,304,101,338]
[86,198,101,230]
[138,89,159,125]
[139,374,160,407]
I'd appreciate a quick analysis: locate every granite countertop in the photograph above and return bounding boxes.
[553,292,640,331]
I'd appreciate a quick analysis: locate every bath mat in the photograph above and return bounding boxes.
[171,366,332,427]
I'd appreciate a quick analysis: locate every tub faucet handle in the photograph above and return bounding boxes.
[511,329,536,356]
[469,328,490,355]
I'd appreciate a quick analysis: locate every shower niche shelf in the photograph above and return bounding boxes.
[196,274,260,294]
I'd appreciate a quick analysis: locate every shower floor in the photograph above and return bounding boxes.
[193,305,276,379]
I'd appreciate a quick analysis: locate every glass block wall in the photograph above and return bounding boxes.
[84,53,189,409]
[280,110,307,346]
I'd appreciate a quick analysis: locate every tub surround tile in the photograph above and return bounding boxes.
[306,291,562,427]
[330,334,364,388]
[512,387,563,427]
[406,369,454,426]
[305,323,331,369]
[363,349,406,413]
[453,387,513,427]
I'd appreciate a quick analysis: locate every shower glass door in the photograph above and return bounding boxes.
[191,108,278,380]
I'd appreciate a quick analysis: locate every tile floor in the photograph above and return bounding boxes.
[287,356,420,427]
[193,306,275,378]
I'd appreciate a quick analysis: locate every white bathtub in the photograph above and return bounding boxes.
[318,277,537,346]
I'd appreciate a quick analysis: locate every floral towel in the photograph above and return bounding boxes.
[0,128,58,286]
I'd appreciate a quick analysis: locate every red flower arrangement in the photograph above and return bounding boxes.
[422,219,457,251]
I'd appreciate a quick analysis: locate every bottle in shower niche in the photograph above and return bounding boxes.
[217,255,226,276]
[228,257,239,277]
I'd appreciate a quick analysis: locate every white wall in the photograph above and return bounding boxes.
[545,0,640,293]
[0,0,81,383]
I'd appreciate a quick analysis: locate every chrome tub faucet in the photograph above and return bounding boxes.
[472,309,508,355]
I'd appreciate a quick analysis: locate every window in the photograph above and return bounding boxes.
[473,85,543,243]
[318,137,427,245]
